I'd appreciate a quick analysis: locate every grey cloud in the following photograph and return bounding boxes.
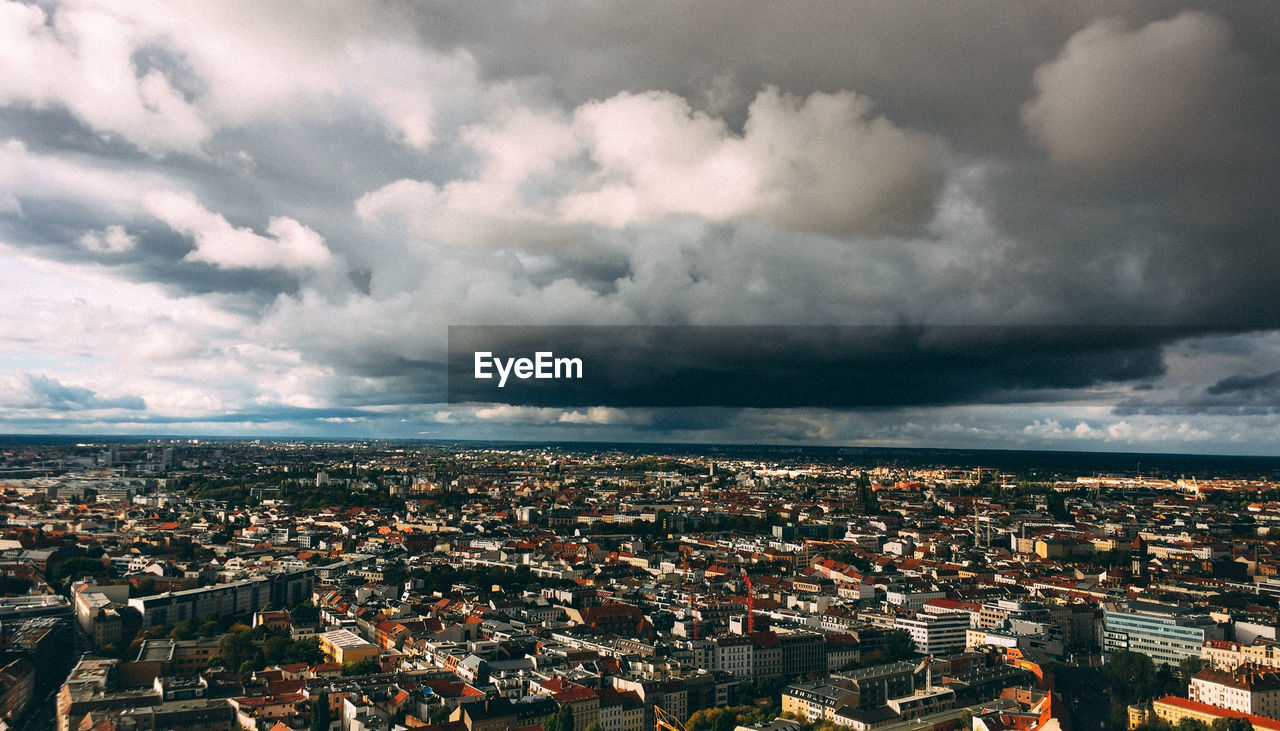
[3,374,145,411]
[1023,11,1250,174]
[1209,370,1280,395]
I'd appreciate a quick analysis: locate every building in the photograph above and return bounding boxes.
[778,631,828,678]
[715,635,754,678]
[56,657,164,731]
[0,658,35,724]
[887,686,955,720]
[553,684,601,731]
[126,568,315,627]
[831,661,918,711]
[73,581,131,648]
[1133,696,1280,731]
[1188,665,1280,718]
[1204,639,1280,671]
[450,697,557,731]
[977,600,1048,631]
[319,629,380,665]
[895,611,970,654]
[597,686,646,731]
[782,680,857,723]
[1102,601,1223,666]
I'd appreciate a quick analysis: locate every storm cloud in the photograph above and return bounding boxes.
[1,1,1279,452]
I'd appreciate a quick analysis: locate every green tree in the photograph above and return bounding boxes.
[547,704,574,731]
[883,629,917,660]
[1105,649,1159,703]
[1211,719,1252,731]
[686,708,727,731]
[237,659,257,682]
[310,691,332,731]
[1176,719,1209,731]
[49,556,112,583]
[264,635,292,665]
[216,630,259,671]
[290,602,321,625]
[284,636,325,665]
[1179,657,1207,693]
[341,658,380,676]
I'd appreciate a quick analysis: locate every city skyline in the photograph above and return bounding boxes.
[2,2,1280,454]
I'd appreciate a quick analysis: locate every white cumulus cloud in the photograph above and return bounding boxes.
[144,190,334,271]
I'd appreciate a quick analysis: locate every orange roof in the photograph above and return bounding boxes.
[1156,695,1280,731]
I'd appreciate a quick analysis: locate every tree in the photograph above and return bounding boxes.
[1105,650,1159,703]
[264,635,292,664]
[883,629,917,660]
[291,602,321,625]
[686,708,725,731]
[49,556,112,583]
[1176,719,1209,731]
[1047,491,1070,521]
[1211,719,1252,731]
[284,636,325,666]
[341,658,380,677]
[237,660,257,682]
[1179,657,1207,693]
[310,691,332,731]
[216,630,260,673]
[547,704,574,731]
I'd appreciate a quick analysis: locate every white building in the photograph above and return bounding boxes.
[895,611,970,654]
[1188,666,1280,719]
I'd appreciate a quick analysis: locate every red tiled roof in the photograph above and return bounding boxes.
[1156,695,1280,731]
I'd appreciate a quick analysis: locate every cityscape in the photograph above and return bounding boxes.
[3,1,1280,731]
[0,438,1278,730]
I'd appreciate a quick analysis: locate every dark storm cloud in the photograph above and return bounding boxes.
[1209,370,1280,396]
[448,325,1177,408]
[406,2,1278,148]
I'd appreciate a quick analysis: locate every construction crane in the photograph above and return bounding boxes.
[804,538,838,570]
[655,704,686,731]
[743,573,756,634]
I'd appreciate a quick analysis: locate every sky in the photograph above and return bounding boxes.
[1,0,1279,454]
